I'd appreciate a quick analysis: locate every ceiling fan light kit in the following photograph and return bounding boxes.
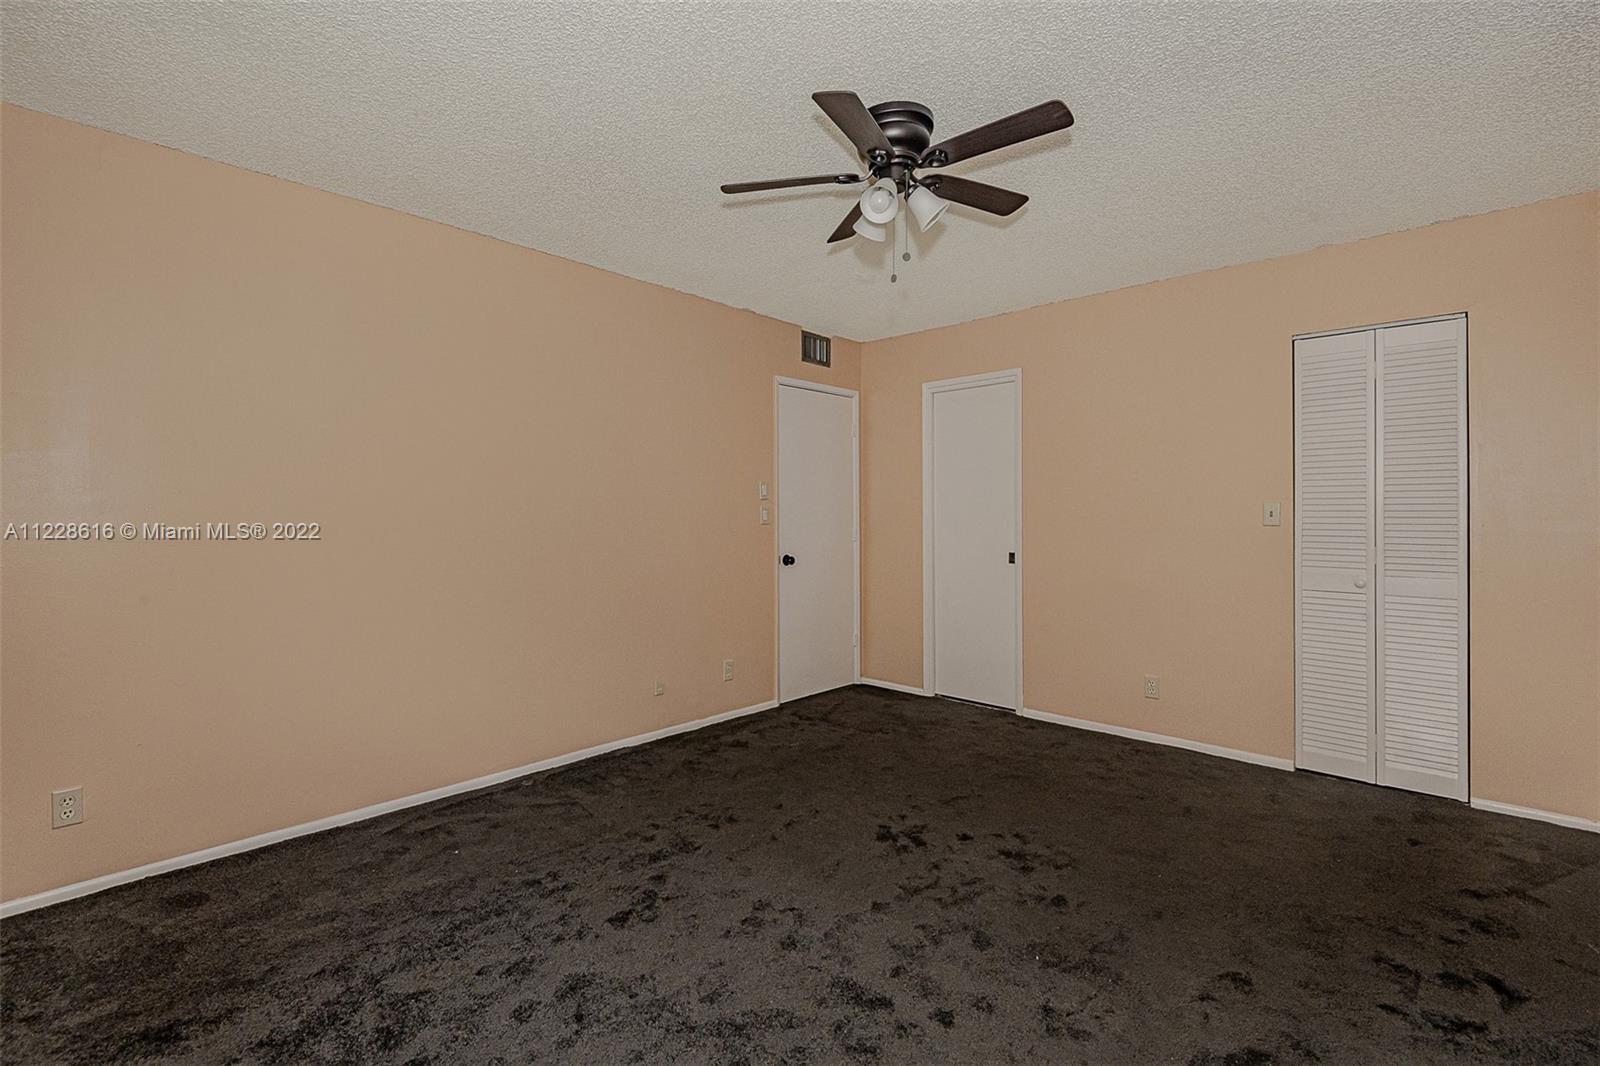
[721,90,1074,271]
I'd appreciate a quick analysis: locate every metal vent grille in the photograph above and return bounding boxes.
[800,330,831,367]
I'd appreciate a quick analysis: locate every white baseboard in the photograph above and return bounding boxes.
[1021,709,1597,832]
[1469,797,1600,833]
[858,677,930,697]
[1020,707,1296,772]
[0,698,779,920]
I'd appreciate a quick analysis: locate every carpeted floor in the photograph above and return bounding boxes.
[3,686,1597,1064]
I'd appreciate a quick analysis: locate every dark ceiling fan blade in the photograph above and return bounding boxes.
[721,173,861,194]
[826,203,863,243]
[919,174,1029,216]
[921,100,1074,167]
[813,91,892,160]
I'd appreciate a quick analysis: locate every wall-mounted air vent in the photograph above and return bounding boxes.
[801,330,831,367]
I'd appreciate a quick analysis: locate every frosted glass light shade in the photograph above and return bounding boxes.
[908,185,949,231]
[859,178,899,224]
[852,216,886,241]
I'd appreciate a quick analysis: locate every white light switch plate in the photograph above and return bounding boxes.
[758,481,769,500]
[759,505,771,525]
[1262,501,1282,526]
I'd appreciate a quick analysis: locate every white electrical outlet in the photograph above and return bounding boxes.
[1143,675,1161,700]
[723,659,734,682]
[653,680,665,696]
[1262,501,1282,526]
[51,787,83,829]
[759,505,771,525]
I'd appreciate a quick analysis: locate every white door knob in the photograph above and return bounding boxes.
[1354,577,1367,589]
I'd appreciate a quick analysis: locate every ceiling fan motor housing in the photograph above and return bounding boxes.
[867,101,934,175]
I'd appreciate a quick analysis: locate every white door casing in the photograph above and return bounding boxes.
[776,378,859,703]
[923,370,1022,710]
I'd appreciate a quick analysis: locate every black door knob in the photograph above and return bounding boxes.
[781,554,796,566]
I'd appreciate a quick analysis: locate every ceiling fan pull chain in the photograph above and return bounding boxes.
[890,213,899,284]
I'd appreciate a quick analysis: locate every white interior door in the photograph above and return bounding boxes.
[927,375,1020,709]
[777,382,857,702]
[1376,319,1468,800]
[1295,329,1377,782]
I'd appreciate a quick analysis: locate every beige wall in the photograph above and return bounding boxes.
[861,191,1600,822]
[3,106,1595,905]
[0,106,859,902]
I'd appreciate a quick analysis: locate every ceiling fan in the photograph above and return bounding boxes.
[721,92,1074,245]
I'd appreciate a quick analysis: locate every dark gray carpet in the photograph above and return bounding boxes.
[3,686,1597,1064]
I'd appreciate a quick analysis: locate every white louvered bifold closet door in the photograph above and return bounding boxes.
[1294,330,1377,782]
[1375,319,1468,800]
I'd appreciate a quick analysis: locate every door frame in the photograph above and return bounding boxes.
[773,376,861,704]
[1290,313,1468,796]
[921,368,1024,711]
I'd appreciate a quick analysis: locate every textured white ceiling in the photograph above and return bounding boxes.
[3,2,1597,341]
